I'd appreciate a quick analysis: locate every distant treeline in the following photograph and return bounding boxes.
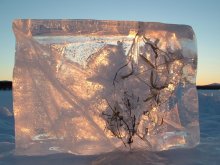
[196,85,220,90]
[0,81,12,90]
[0,81,220,90]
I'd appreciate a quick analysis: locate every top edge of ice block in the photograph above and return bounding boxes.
[12,19,195,39]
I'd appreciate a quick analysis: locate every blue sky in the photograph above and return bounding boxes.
[0,0,220,85]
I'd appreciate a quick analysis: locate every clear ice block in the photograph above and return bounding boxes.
[13,19,199,155]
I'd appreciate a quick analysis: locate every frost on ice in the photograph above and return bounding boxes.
[13,19,199,155]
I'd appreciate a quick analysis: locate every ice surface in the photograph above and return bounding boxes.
[13,19,199,155]
[1,90,219,164]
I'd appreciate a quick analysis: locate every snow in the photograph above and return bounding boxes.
[0,90,220,164]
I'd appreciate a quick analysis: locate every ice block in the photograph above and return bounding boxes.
[13,19,199,155]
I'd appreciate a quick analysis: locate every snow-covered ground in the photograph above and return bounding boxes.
[0,90,220,165]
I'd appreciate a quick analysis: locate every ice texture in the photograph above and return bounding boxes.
[13,19,199,155]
